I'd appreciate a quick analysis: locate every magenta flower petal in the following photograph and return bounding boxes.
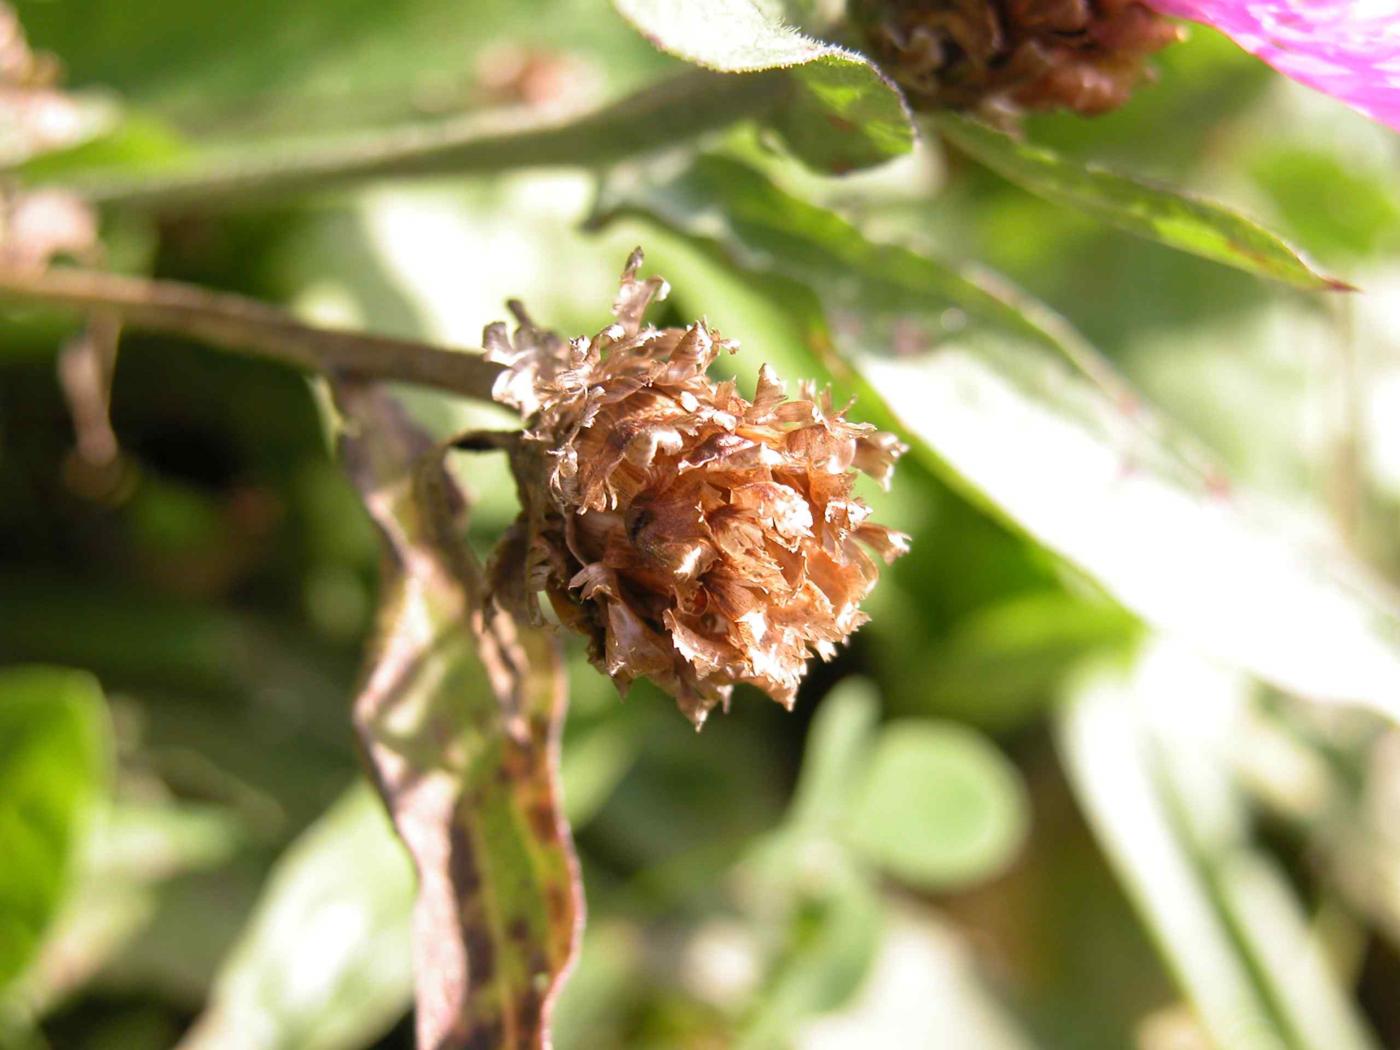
[1147,0,1400,130]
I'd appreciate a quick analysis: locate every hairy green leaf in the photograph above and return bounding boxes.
[612,0,914,172]
[336,382,581,1050]
[937,115,1350,291]
[0,667,109,996]
[37,70,779,211]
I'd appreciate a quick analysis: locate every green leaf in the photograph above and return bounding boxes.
[844,722,1027,890]
[182,784,415,1050]
[739,855,882,1050]
[596,152,1137,402]
[40,70,779,211]
[0,667,109,995]
[936,115,1350,291]
[858,341,1400,723]
[19,800,244,1016]
[24,0,672,133]
[1247,145,1400,260]
[788,679,880,830]
[735,680,889,1045]
[1058,642,1381,1050]
[921,591,1141,730]
[20,0,760,208]
[599,153,1400,724]
[612,0,914,172]
[336,382,581,1050]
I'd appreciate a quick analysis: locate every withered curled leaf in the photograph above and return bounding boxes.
[488,250,909,726]
[338,382,581,1050]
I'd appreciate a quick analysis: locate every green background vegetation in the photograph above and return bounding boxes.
[3,1,1400,1047]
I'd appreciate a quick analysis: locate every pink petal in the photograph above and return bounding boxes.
[1148,0,1400,130]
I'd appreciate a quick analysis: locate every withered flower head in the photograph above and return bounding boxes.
[487,250,909,727]
[852,0,1182,117]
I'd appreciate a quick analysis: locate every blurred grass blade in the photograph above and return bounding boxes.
[1056,642,1379,1050]
[612,0,914,172]
[598,154,1400,722]
[336,382,581,1050]
[1058,654,1286,1050]
[935,115,1350,291]
[0,666,109,998]
[180,784,415,1050]
[1217,854,1381,1050]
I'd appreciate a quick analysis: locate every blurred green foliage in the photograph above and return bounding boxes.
[0,668,108,997]
[3,0,1400,1048]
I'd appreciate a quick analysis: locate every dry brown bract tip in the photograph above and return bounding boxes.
[487,249,909,727]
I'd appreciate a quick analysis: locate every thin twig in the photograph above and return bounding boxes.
[57,310,122,465]
[51,70,786,212]
[0,266,503,400]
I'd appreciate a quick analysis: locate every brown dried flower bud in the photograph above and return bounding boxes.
[487,250,909,726]
[852,0,1182,117]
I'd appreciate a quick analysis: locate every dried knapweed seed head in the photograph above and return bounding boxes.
[487,249,909,726]
[851,0,1182,117]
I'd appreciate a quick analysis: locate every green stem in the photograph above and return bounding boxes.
[58,70,785,211]
[0,266,502,399]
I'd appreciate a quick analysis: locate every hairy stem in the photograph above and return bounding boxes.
[0,266,502,399]
[56,70,785,211]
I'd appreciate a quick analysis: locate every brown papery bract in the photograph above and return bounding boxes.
[488,249,909,726]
